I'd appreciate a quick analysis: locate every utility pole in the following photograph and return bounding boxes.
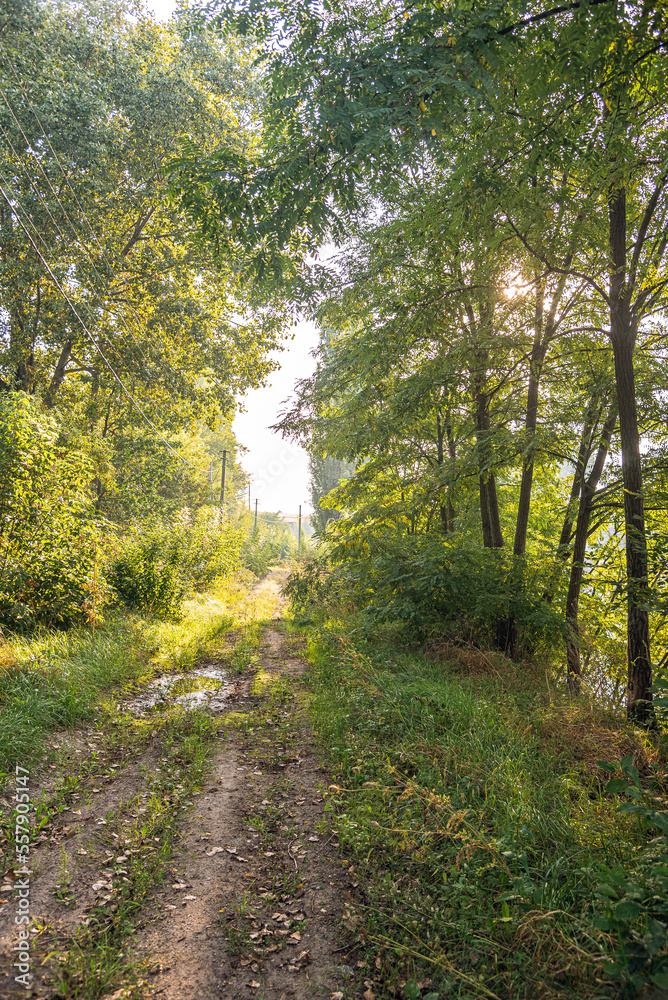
[298,504,302,555]
[219,450,227,522]
[254,498,258,532]
[248,482,251,512]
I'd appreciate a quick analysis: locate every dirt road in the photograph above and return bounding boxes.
[0,572,358,1000]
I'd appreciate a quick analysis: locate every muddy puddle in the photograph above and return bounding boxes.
[129,665,232,714]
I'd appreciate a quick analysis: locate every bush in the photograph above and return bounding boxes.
[176,509,243,590]
[108,511,243,618]
[329,534,567,653]
[0,393,106,630]
[107,530,185,618]
[285,552,348,624]
[241,534,282,577]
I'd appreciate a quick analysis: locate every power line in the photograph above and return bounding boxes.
[0,175,210,475]
[0,82,167,378]
[0,67,159,370]
[0,120,143,379]
[0,77,306,507]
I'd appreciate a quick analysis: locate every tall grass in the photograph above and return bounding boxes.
[0,573,253,776]
[308,626,655,999]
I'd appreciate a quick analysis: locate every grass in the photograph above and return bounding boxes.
[0,572,253,777]
[305,623,666,1000]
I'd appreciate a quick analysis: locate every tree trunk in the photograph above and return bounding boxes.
[514,282,545,557]
[436,412,450,533]
[473,373,503,549]
[565,401,617,693]
[44,339,73,407]
[608,187,653,724]
[543,393,603,603]
[446,413,456,533]
[513,263,572,557]
[10,301,34,392]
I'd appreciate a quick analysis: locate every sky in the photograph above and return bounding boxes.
[148,0,319,516]
[233,323,319,517]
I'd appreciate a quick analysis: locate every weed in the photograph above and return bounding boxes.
[305,625,651,999]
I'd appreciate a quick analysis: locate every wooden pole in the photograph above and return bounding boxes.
[219,450,227,522]
[298,504,302,555]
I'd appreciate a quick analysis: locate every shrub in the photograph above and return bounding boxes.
[0,393,106,630]
[329,534,567,653]
[176,509,243,590]
[107,530,185,619]
[285,552,349,624]
[241,534,282,577]
[108,511,243,618]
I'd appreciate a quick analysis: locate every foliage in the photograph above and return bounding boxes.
[284,552,340,624]
[0,393,106,630]
[308,451,355,535]
[305,620,654,999]
[593,757,668,994]
[240,517,294,577]
[108,530,186,619]
[0,0,286,418]
[324,534,566,652]
[108,512,242,618]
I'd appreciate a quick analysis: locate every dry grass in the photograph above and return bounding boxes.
[536,703,656,780]
[424,638,541,684]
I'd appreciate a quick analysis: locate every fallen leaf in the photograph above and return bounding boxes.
[235,856,249,863]
[289,931,302,942]
[308,836,319,842]
[164,905,176,910]
[184,895,196,900]
[225,847,238,855]
[330,994,344,1000]
[249,982,260,989]
[363,991,376,1000]
[264,851,275,857]
[205,847,225,856]
[91,881,112,892]
[294,950,311,967]
[171,883,187,890]
[271,912,289,923]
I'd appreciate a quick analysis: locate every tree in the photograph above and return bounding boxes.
[0,0,286,426]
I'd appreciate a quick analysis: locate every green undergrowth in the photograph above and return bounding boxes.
[0,572,254,777]
[307,622,668,1000]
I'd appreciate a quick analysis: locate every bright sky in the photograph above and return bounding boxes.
[234,322,319,517]
[149,0,318,516]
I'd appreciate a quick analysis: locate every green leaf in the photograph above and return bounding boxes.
[615,901,643,920]
[606,778,630,794]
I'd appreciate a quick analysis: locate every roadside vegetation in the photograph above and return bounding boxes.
[288,563,668,998]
